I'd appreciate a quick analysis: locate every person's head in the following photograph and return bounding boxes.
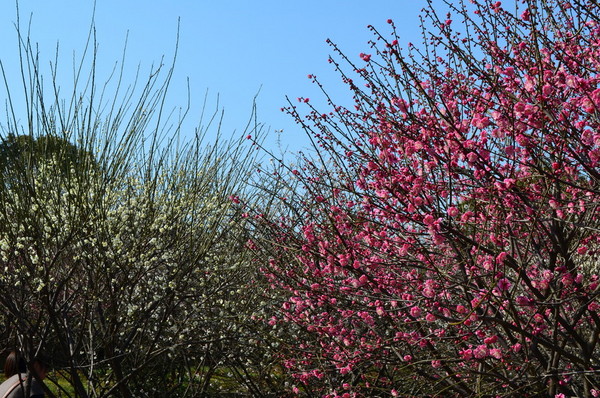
[31,357,48,380]
[3,350,27,378]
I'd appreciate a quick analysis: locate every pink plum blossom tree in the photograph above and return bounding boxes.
[251,0,600,396]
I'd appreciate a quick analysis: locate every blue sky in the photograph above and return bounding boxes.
[0,1,430,153]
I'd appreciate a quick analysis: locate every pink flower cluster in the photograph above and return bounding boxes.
[255,0,600,396]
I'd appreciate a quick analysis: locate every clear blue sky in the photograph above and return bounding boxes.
[0,1,433,153]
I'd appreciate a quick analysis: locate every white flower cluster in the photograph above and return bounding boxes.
[0,130,277,394]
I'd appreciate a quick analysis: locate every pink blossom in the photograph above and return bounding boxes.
[460,349,473,360]
[484,335,498,345]
[358,274,368,285]
[423,214,435,225]
[496,252,508,263]
[489,348,502,359]
[460,211,474,222]
[447,206,459,217]
[410,306,422,318]
[512,343,522,353]
[497,278,511,291]
[473,345,488,359]
[516,296,533,307]
[360,53,372,62]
